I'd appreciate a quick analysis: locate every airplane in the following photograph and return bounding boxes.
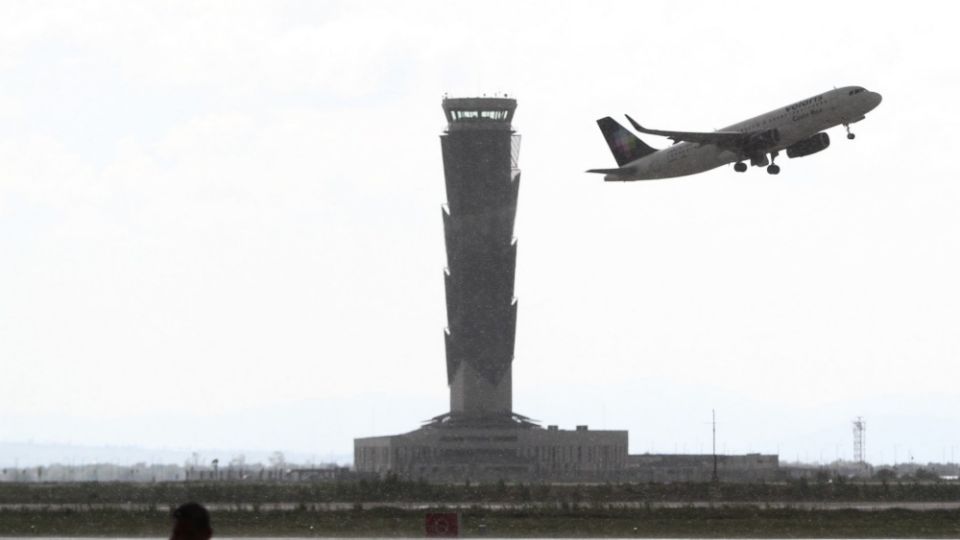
[587,86,882,180]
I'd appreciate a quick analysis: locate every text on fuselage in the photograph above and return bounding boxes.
[784,95,824,113]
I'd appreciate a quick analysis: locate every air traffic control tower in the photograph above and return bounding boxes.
[441,97,520,422]
[354,97,628,482]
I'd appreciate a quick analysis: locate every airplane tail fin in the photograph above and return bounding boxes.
[596,116,658,166]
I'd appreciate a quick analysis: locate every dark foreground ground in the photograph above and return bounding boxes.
[3,481,960,537]
[3,506,960,538]
[4,479,960,505]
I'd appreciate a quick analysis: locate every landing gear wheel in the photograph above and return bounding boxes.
[734,162,747,172]
[765,151,780,175]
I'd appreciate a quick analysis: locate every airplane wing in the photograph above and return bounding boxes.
[625,114,747,147]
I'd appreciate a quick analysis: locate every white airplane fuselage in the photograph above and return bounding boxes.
[604,86,882,181]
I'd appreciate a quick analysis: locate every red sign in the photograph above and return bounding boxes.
[425,512,460,537]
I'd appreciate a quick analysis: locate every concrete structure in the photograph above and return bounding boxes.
[356,424,627,482]
[441,97,520,420]
[354,97,629,482]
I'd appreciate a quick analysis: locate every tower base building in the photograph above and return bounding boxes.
[355,424,627,483]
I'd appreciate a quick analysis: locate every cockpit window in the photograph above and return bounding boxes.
[848,88,866,96]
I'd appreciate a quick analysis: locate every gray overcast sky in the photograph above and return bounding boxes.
[2,1,959,466]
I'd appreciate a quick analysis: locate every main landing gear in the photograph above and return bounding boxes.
[736,151,780,174]
[766,151,780,175]
[844,123,856,140]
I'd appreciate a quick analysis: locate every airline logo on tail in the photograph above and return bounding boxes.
[596,117,658,167]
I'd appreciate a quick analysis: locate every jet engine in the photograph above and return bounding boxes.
[786,132,830,158]
[747,128,781,151]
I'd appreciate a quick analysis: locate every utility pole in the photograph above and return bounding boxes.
[712,409,719,483]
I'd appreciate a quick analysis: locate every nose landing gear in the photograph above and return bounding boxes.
[844,123,856,140]
[734,161,747,173]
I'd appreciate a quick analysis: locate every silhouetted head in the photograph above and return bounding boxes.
[170,502,212,540]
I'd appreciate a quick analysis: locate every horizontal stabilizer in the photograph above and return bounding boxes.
[586,167,633,175]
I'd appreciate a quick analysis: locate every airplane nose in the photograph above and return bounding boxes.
[870,91,883,108]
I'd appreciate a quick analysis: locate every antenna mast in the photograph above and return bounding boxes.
[853,416,866,467]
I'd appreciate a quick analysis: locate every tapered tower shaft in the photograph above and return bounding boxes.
[440,97,520,419]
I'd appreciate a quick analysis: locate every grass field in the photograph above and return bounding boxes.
[2,478,960,506]
[2,505,960,537]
